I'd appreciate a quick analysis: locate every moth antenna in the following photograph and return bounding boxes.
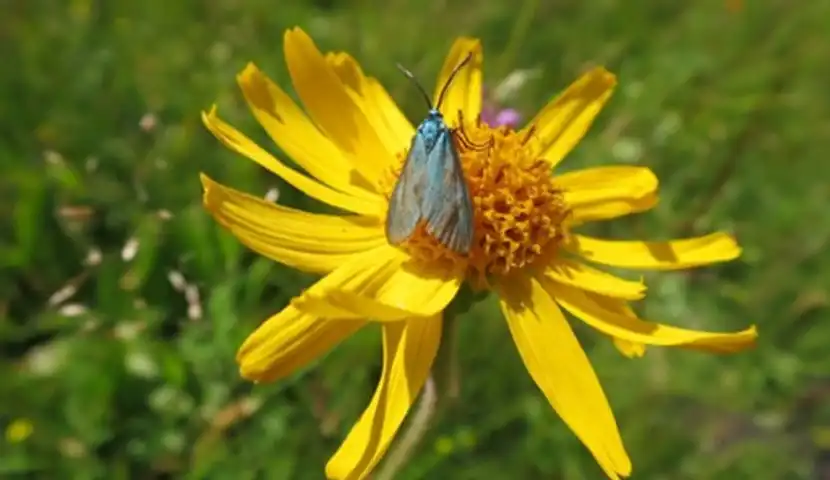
[396,63,433,110]
[436,52,474,110]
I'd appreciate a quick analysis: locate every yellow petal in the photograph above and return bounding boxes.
[292,246,464,321]
[556,166,659,223]
[607,300,648,357]
[603,302,648,358]
[201,108,383,217]
[237,63,382,199]
[543,257,646,300]
[496,278,632,479]
[237,304,364,382]
[434,38,483,128]
[613,337,647,358]
[326,316,441,479]
[557,167,658,201]
[597,302,647,358]
[326,51,363,92]
[547,283,758,353]
[327,52,414,157]
[201,174,386,274]
[569,195,659,225]
[523,68,616,168]
[568,232,742,270]
[283,28,390,186]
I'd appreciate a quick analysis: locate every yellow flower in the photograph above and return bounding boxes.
[5,418,33,443]
[201,27,757,480]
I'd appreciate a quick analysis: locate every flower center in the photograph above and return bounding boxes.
[382,118,571,287]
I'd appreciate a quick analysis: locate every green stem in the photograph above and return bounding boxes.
[435,309,461,404]
[375,308,464,479]
[375,376,438,480]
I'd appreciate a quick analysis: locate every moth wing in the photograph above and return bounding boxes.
[423,130,474,254]
[385,133,429,245]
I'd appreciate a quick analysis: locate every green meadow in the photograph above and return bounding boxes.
[2,1,829,478]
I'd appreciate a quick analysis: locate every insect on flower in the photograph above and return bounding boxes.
[386,54,478,255]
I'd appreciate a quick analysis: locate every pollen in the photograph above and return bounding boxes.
[382,117,571,287]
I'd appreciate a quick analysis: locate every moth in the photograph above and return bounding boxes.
[386,54,476,255]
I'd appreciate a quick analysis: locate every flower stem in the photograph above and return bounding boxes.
[375,308,466,479]
[435,309,461,404]
[375,376,437,480]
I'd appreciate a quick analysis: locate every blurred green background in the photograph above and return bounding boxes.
[3,0,829,478]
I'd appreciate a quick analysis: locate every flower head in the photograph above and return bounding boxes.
[201,27,757,479]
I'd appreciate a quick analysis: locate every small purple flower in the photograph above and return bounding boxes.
[492,108,521,128]
[481,88,522,129]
